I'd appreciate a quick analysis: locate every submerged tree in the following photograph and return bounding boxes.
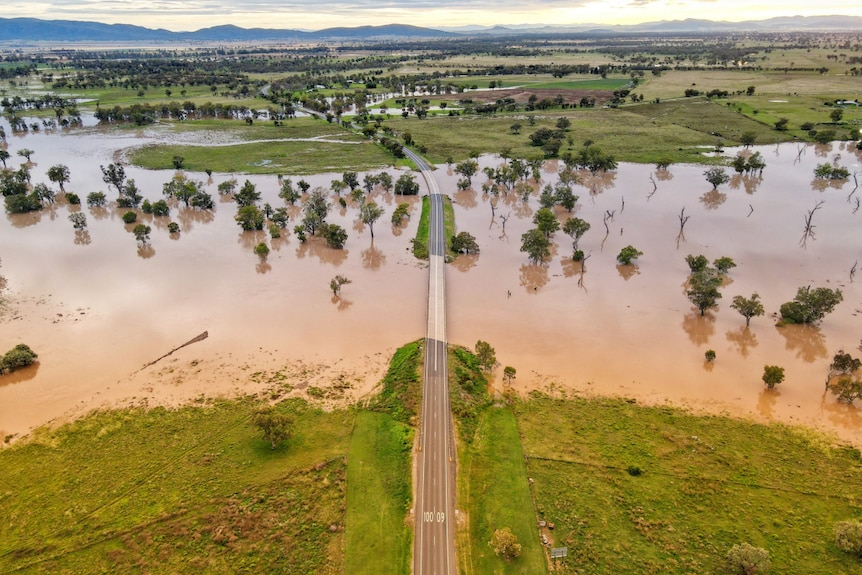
[779,286,843,324]
[687,268,723,315]
[617,245,643,265]
[762,366,785,390]
[475,340,498,372]
[704,167,730,190]
[730,293,765,326]
[359,201,385,239]
[520,228,551,264]
[330,274,351,296]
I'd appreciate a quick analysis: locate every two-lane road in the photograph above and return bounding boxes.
[407,149,457,575]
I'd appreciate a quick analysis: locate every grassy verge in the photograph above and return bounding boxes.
[458,406,547,575]
[514,393,862,574]
[368,339,424,426]
[345,411,413,575]
[412,195,455,260]
[0,398,353,574]
[412,195,431,259]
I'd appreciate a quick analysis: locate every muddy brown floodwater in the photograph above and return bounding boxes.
[1,117,861,448]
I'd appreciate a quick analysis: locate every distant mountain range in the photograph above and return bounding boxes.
[1,15,861,43]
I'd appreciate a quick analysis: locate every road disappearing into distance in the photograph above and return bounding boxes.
[406,148,458,575]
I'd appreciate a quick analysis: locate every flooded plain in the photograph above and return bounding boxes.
[1,117,861,447]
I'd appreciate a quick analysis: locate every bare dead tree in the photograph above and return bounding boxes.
[800,200,825,247]
[676,206,690,248]
[620,196,625,214]
[500,212,510,233]
[602,211,612,234]
[794,144,805,164]
[851,260,858,283]
[578,252,592,290]
[748,204,754,218]
[853,197,861,215]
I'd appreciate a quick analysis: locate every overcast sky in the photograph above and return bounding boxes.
[4,0,861,31]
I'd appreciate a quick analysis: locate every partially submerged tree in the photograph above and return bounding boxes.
[830,377,862,404]
[475,340,497,372]
[685,254,709,273]
[359,201,385,239]
[533,207,560,238]
[235,205,265,231]
[520,228,551,264]
[762,365,785,390]
[451,231,479,254]
[503,366,517,385]
[704,166,730,190]
[132,224,152,245]
[562,217,590,252]
[68,212,87,230]
[321,223,348,249]
[687,268,723,315]
[47,164,70,192]
[779,286,843,324]
[713,256,737,274]
[330,274,351,296]
[730,293,765,326]
[0,343,38,374]
[394,173,420,196]
[617,245,643,265]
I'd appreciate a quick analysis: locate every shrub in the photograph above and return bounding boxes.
[725,543,771,574]
[1,344,38,373]
[834,520,862,557]
[167,222,180,234]
[122,211,137,224]
[86,191,107,207]
[65,192,80,205]
[254,242,270,258]
[617,245,643,265]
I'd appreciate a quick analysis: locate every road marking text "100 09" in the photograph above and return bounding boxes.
[423,511,445,523]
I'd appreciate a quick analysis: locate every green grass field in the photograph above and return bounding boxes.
[0,398,353,574]
[345,411,413,575]
[383,99,792,166]
[458,406,547,575]
[129,120,395,175]
[514,393,862,574]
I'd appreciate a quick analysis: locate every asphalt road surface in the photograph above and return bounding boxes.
[406,148,457,575]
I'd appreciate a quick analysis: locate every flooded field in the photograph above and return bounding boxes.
[1,117,861,446]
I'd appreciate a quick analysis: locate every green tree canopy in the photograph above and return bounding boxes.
[730,293,765,326]
[779,286,843,324]
[617,245,643,265]
[252,407,293,449]
[520,228,551,264]
[762,366,785,390]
